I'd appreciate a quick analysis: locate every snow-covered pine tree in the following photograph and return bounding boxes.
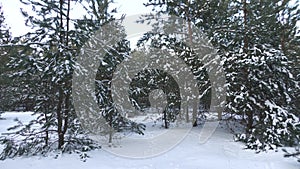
[141,1,223,125]
[0,0,120,160]
[0,4,9,44]
[0,5,29,113]
[0,4,13,113]
[128,55,182,129]
[280,0,300,162]
[278,0,300,120]
[144,0,300,151]
[95,39,146,140]
[218,0,300,151]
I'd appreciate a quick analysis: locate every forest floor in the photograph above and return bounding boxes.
[0,112,298,169]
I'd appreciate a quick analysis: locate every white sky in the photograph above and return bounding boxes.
[0,0,152,37]
[0,0,298,38]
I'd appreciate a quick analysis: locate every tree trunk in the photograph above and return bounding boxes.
[243,0,248,51]
[62,0,71,138]
[44,112,49,146]
[186,100,189,123]
[57,0,66,150]
[246,111,253,133]
[57,87,64,149]
[63,91,69,136]
[163,110,168,129]
[108,111,113,145]
[192,99,198,127]
[243,0,253,132]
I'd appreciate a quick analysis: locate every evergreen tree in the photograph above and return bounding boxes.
[144,0,300,151]
[222,0,299,151]
[279,0,300,119]
[0,0,120,159]
[128,57,182,128]
[0,5,29,113]
[95,38,146,144]
[0,4,12,113]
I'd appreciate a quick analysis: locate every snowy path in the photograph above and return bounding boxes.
[0,112,298,169]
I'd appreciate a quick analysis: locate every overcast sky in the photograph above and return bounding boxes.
[0,0,152,37]
[0,0,299,38]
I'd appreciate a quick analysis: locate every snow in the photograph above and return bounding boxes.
[0,112,299,169]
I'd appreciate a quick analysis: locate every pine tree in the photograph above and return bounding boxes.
[141,1,224,125]
[0,5,29,113]
[0,0,118,159]
[0,4,12,113]
[128,55,182,129]
[144,0,300,151]
[280,0,300,161]
[0,0,148,159]
[222,0,299,151]
[279,0,300,119]
[95,38,146,144]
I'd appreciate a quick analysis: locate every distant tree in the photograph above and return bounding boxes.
[0,4,12,113]
[95,39,146,144]
[0,5,30,114]
[137,10,215,126]
[0,4,10,43]
[129,66,181,129]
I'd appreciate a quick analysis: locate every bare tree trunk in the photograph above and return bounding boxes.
[163,110,168,129]
[57,87,64,149]
[192,99,198,126]
[56,0,69,150]
[186,100,189,123]
[62,0,71,140]
[186,0,194,125]
[108,112,113,146]
[63,93,69,135]
[186,0,193,45]
[44,103,49,146]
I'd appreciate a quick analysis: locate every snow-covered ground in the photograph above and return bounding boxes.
[0,112,298,169]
